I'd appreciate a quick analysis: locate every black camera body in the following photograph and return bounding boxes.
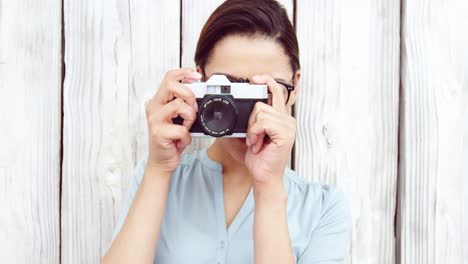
[173,75,268,137]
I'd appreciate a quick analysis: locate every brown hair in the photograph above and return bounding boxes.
[194,0,300,75]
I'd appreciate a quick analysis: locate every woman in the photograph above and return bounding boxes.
[102,0,350,263]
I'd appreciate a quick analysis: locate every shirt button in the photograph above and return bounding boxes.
[220,241,225,248]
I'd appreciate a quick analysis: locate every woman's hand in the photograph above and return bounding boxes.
[244,74,296,188]
[145,68,201,174]
[247,75,296,264]
[103,69,201,264]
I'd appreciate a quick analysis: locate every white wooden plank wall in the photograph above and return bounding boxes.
[180,0,223,153]
[61,0,179,263]
[295,0,400,263]
[1,0,468,263]
[398,0,468,263]
[0,0,62,263]
[61,1,293,262]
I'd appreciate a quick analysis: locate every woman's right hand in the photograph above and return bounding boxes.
[144,68,202,173]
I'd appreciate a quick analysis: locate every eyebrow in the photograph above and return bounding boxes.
[211,72,287,83]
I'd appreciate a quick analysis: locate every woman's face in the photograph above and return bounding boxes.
[198,34,300,164]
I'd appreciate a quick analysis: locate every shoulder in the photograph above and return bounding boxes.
[283,168,348,205]
[283,168,351,232]
[284,169,351,262]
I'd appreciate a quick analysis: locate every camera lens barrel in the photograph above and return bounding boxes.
[198,95,238,137]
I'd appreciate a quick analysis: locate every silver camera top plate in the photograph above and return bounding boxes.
[185,74,268,99]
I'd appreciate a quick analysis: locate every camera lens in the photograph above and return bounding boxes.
[198,95,238,137]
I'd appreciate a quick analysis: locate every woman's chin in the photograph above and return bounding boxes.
[237,137,247,144]
[235,137,248,151]
[218,137,248,162]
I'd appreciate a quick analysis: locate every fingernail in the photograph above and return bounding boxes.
[246,137,251,146]
[253,145,257,153]
[193,102,198,112]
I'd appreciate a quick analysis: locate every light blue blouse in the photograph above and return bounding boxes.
[113,149,351,263]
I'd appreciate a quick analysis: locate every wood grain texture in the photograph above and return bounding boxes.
[0,0,62,263]
[295,0,400,263]
[181,0,294,154]
[61,0,179,262]
[180,0,223,153]
[397,0,468,263]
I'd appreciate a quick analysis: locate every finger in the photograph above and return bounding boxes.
[159,124,189,139]
[175,132,192,152]
[247,102,277,130]
[247,104,259,138]
[251,75,286,112]
[148,123,189,145]
[181,78,200,84]
[170,83,197,113]
[247,120,268,153]
[249,111,268,147]
[158,124,191,149]
[249,111,283,151]
[154,98,197,130]
[155,81,198,111]
[176,141,186,153]
[165,67,202,82]
[253,133,265,154]
[248,111,285,139]
[156,68,201,108]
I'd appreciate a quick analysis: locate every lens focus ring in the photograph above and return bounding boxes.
[198,95,238,137]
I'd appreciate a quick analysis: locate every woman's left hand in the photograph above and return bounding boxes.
[245,74,296,188]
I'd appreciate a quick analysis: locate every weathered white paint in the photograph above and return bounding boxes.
[2,0,468,263]
[398,0,468,263]
[295,0,400,263]
[0,0,62,263]
[180,0,222,153]
[61,0,179,263]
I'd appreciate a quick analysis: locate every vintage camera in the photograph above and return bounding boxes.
[173,74,268,137]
